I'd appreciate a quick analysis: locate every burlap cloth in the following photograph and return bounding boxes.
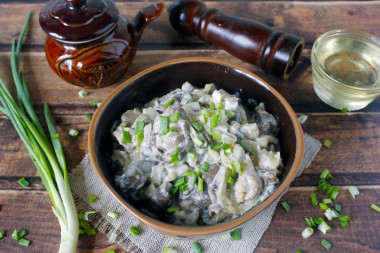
[69,133,321,253]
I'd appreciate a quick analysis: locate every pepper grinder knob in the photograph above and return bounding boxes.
[169,0,305,80]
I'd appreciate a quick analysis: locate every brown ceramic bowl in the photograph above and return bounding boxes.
[88,57,304,239]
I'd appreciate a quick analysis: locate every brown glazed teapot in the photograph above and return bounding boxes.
[39,0,164,88]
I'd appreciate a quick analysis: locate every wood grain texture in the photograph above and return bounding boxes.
[0,0,379,252]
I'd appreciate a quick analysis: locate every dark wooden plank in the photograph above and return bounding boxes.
[0,2,380,50]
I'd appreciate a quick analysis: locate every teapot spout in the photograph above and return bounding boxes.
[131,2,165,42]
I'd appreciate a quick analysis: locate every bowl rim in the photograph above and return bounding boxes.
[88,57,304,236]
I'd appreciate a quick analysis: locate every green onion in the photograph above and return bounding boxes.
[231,162,242,175]
[305,217,316,227]
[240,120,246,125]
[170,147,180,164]
[169,126,176,132]
[69,128,79,137]
[105,250,115,253]
[301,227,313,238]
[371,204,380,213]
[324,208,337,221]
[169,112,180,123]
[297,251,303,253]
[129,226,140,236]
[18,177,30,188]
[319,203,328,210]
[85,114,92,121]
[107,212,119,219]
[78,229,85,235]
[164,246,178,253]
[281,201,291,212]
[165,98,174,108]
[238,140,253,155]
[320,169,333,180]
[209,102,216,110]
[341,107,348,113]
[323,139,331,148]
[121,125,131,143]
[88,194,97,203]
[12,230,19,240]
[313,217,324,225]
[0,12,79,251]
[198,177,204,193]
[230,228,241,240]
[160,116,169,135]
[12,229,27,240]
[226,110,235,119]
[86,228,96,236]
[174,176,186,187]
[330,187,340,200]
[167,207,179,213]
[179,184,188,191]
[84,211,97,221]
[191,241,203,253]
[201,109,210,119]
[19,238,31,246]
[310,193,318,206]
[90,101,102,107]
[212,129,222,141]
[323,198,333,204]
[193,136,204,147]
[191,121,204,132]
[134,121,145,133]
[187,99,197,104]
[187,152,196,159]
[217,103,224,110]
[137,131,144,147]
[78,90,87,97]
[321,239,332,250]
[318,221,331,234]
[348,186,359,199]
[227,176,234,185]
[210,115,219,129]
[219,233,231,240]
[334,203,342,213]
[201,162,210,172]
[0,230,4,239]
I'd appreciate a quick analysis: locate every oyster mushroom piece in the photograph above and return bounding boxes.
[255,102,279,135]
[149,182,173,209]
[115,160,157,190]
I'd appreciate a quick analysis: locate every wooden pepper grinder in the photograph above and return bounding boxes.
[169,0,305,80]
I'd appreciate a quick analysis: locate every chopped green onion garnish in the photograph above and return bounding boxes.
[84,211,97,221]
[341,107,348,113]
[78,90,87,97]
[169,112,180,123]
[238,140,253,155]
[137,131,144,147]
[297,251,303,253]
[121,125,131,143]
[209,101,216,110]
[323,198,333,204]
[217,103,224,110]
[78,229,85,235]
[340,220,349,228]
[324,208,337,221]
[323,139,331,148]
[18,177,30,188]
[210,115,219,129]
[240,120,246,124]
[170,147,180,164]
[107,212,118,219]
[281,201,291,212]
[160,116,169,135]
[191,241,203,253]
[18,238,31,246]
[201,109,211,119]
[86,228,96,236]
[227,176,234,185]
[17,229,27,239]
[165,98,174,108]
[334,203,342,213]
[319,203,328,210]
[169,126,176,132]
[187,99,197,104]
[348,186,359,199]
[69,128,79,137]
[219,232,231,240]
[105,250,115,253]
[179,184,188,191]
[212,129,222,141]
[167,207,179,213]
[338,215,350,222]
[226,110,235,119]
[320,169,333,180]
[371,203,380,213]
[301,227,313,238]
[85,114,92,121]
[201,162,210,172]
[321,239,332,250]
[191,121,204,132]
[12,230,20,240]
[230,228,241,240]
[174,176,186,187]
[0,230,4,239]
[305,217,316,227]
[134,121,145,133]
[187,152,196,159]
[198,177,204,193]
[193,136,204,147]
[330,187,340,200]
[164,246,178,253]
[88,193,97,203]
[313,217,324,225]
[90,100,102,107]
[310,193,318,206]
[231,162,242,175]
[318,221,331,234]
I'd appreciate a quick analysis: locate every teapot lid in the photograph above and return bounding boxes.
[39,0,119,42]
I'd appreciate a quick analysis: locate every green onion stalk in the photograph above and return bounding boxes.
[0,12,79,252]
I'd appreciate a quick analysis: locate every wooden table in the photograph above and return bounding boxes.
[1,1,379,252]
